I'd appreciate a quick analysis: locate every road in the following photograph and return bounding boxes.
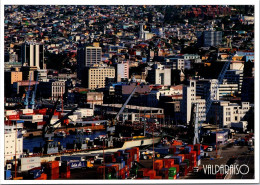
[183,144,254,179]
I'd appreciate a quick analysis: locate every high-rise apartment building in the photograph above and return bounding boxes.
[116,61,129,82]
[77,46,102,79]
[196,31,222,47]
[83,67,115,89]
[21,41,45,69]
[78,46,102,67]
[203,31,223,47]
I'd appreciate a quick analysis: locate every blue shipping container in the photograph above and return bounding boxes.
[61,156,84,161]
[116,156,124,163]
[168,156,182,164]
[70,161,87,169]
[185,146,191,153]
[118,150,125,155]
[29,169,42,179]
[121,161,125,169]
[5,170,12,180]
[151,148,169,155]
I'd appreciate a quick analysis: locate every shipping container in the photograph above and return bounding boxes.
[21,157,41,165]
[5,170,12,180]
[21,162,41,172]
[5,110,18,116]
[154,160,163,171]
[159,168,169,179]
[28,169,42,179]
[61,156,85,162]
[168,167,177,179]
[70,161,87,169]
[35,173,47,180]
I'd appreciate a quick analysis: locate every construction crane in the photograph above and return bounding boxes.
[193,57,232,145]
[30,72,39,109]
[24,74,32,109]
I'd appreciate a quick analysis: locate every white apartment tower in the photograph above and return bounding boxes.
[181,80,206,124]
[21,41,45,69]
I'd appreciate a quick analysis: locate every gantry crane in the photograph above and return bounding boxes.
[24,74,32,109]
[30,72,39,109]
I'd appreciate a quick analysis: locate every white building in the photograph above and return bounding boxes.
[52,81,65,100]
[218,80,239,97]
[147,64,171,86]
[117,61,129,82]
[168,58,185,70]
[196,79,219,100]
[4,125,23,163]
[21,41,45,69]
[181,80,206,124]
[207,101,251,127]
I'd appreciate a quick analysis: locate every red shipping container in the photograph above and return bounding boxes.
[163,159,175,168]
[154,160,163,171]
[146,170,156,179]
[187,145,194,150]
[47,161,59,169]
[8,114,20,120]
[50,173,59,180]
[137,168,149,178]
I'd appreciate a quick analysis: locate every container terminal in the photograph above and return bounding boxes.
[3,5,255,181]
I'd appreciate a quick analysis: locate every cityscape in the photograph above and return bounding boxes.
[3,5,256,181]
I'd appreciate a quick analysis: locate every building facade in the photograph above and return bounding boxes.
[77,46,102,79]
[52,81,65,101]
[21,42,45,69]
[181,80,206,124]
[207,101,251,127]
[116,61,129,82]
[83,67,115,89]
[203,31,223,47]
[147,64,171,86]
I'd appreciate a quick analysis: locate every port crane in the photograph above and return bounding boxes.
[42,96,78,139]
[106,83,139,136]
[24,74,32,109]
[192,57,232,145]
[30,72,39,109]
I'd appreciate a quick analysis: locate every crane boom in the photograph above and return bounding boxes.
[114,85,138,121]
